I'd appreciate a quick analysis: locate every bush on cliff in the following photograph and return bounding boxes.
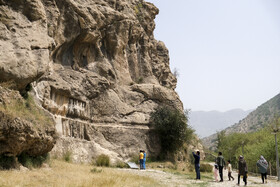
[150,106,194,157]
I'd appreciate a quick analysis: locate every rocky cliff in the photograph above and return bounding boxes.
[0,0,183,163]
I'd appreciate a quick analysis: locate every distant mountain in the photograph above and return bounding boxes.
[202,93,280,150]
[189,109,252,138]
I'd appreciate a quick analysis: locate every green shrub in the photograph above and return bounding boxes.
[150,106,194,156]
[63,151,72,163]
[200,163,213,173]
[18,153,50,169]
[96,154,110,167]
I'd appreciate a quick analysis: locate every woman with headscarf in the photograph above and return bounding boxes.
[256,155,268,184]
[238,155,248,186]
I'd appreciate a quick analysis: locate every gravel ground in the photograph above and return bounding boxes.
[118,165,280,187]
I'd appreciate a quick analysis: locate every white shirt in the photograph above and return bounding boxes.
[228,163,232,172]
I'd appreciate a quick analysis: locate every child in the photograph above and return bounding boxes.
[214,164,219,182]
[227,160,234,181]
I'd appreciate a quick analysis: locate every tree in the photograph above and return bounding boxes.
[150,105,193,156]
[216,130,226,150]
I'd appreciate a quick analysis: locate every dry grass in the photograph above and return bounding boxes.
[0,93,53,129]
[0,160,160,187]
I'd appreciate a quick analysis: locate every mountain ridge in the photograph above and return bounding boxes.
[202,93,280,150]
[189,108,252,138]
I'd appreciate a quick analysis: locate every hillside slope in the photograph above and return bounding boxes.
[203,93,280,150]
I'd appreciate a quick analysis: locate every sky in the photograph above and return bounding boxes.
[147,0,280,112]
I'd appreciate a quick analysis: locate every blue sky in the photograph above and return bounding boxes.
[147,0,280,111]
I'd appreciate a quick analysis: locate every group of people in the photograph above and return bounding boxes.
[139,150,146,170]
[192,150,269,185]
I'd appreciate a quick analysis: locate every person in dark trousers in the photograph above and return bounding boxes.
[238,155,248,186]
[192,150,200,180]
[139,150,144,169]
[256,155,268,184]
[227,160,234,181]
[216,152,226,182]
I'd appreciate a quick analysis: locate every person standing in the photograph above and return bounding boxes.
[214,164,219,182]
[216,152,226,182]
[139,150,144,170]
[192,150,201,180]
[256,155,268,184]
[238,155,248,186]
[143,150,146,170]
[227,160,234,181]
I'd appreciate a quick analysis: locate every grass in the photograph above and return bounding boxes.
[95,154,110,167]
[0,160,160,187]
[63,151,72,163]
[0,92,53,129]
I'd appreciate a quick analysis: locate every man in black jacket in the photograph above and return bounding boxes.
[192,150,200,180]
[216,152,226,182]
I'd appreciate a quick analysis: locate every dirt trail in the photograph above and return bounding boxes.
[119,166,280,187]
[208,166,279,187]
[119,168,196,187]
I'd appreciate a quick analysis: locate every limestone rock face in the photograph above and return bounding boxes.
[0,0,53,91]
[0,0,182,162]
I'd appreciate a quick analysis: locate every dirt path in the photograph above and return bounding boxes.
[119,166,280,187]
[208,166,279,187]
[119,168,198,187]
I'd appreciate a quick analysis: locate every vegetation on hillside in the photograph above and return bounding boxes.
[203,93,280,151]
[0,88,53,129]
[150,105,194,158]
[244,93,280,130]
[216,117,280,175]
